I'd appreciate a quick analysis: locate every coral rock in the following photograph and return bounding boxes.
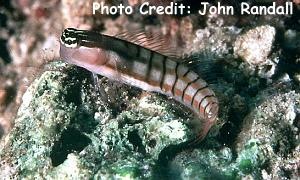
[234,25,276,66]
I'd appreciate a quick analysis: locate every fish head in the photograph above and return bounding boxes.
[59,28,109,72]
[60,28,81,48]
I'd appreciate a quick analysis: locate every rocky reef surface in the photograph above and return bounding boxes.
[0,62,193,178]
[0,0,299,179]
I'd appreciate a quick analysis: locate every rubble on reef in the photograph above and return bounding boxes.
[233,25,276,66]
[1,0,300,179]
[0,63,192,178]
[171,89,300,179]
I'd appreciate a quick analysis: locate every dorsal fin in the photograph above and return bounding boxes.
[114,29,183,59]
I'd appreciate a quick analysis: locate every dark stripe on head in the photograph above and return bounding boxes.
[60,28,81,48]
[61,28,105,48]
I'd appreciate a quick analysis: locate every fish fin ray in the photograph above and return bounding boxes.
[115,29,183,59]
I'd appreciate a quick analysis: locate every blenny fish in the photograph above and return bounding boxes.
[59,28,219,144]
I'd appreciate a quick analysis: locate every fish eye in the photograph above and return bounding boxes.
[60,28,80,48]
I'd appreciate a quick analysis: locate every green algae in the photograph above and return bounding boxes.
[236,139,266,175]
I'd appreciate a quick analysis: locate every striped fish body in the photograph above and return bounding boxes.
[60,28,219,143]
